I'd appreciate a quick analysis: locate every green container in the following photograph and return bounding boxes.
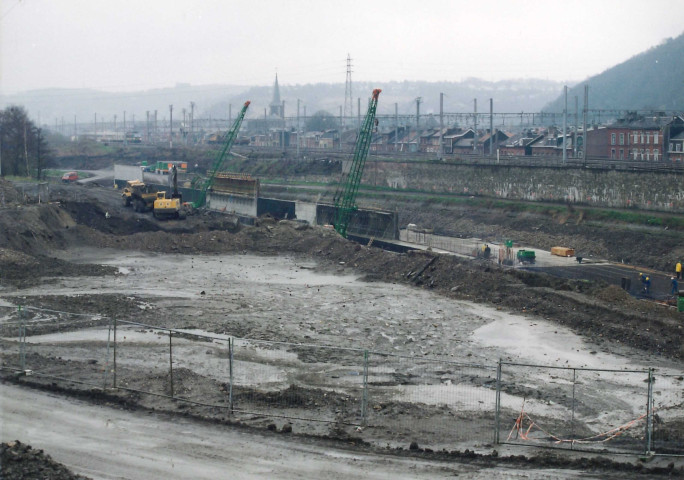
[678,296,684,313]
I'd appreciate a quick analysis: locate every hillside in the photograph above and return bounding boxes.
[1,78,566,126]
[208,78,567,118]
[544,33,684,112]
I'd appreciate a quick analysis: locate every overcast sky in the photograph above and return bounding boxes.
[1,0,683,94]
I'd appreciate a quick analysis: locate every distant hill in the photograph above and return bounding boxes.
[544,33,684,112]
[209,78,567,120]
[1,79,567,128]
[0,84,247,128]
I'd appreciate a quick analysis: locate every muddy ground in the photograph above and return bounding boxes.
[1,441,91,480]
[2,179,681,359]
[1,178,683,476]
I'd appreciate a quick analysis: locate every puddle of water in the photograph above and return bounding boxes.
[17,251,360,298]
[472,313,631,370]
[17,326,167,344]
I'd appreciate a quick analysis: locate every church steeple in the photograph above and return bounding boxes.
[269,73,282,117]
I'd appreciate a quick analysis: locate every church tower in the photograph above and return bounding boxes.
[269,74,283,118]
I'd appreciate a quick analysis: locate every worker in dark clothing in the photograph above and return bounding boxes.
[638,273,650,294]
[644,276,651,295]
[671,277,679,295]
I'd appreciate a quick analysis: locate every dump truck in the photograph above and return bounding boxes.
[122,180,158,211]
[516,249,536,264]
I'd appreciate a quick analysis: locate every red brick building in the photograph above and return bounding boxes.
[586,113,684,162]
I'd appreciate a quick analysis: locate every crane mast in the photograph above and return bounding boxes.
[192,100,251,208]
[333,88,381,238]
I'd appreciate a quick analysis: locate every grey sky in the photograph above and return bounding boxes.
[1,0,683,94]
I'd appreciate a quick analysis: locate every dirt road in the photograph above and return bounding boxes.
[2,383,612,480]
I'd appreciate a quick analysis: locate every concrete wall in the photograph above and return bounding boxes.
[367,162,684,212]
[208,192,257,217]
[295,201,317,224]
[317,204,398,239]
[257,198,295,219]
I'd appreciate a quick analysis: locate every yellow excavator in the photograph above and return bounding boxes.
[121,166,186,219]
[153,165,186,219]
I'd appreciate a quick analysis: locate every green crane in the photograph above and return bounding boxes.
[333,88,381,238]
[192,100,251,208]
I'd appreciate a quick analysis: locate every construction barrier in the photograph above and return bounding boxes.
[2,305,682,455]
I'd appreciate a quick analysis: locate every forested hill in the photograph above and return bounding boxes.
[543,33,684,112]
[2,79,565,126]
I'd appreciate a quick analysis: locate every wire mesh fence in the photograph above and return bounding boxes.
[651,371,684,455]
[0,305,110,388]
[497,362,653,454]
[365,352,497,449]
[2,305,683,455]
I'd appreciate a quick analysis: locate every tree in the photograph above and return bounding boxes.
[0,105,51,178]
[305,110,338,132]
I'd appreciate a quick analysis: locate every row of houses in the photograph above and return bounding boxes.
[226,112,684,162]
[587,113,684,162]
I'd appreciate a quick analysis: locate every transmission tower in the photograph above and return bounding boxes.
[344,53,353,128]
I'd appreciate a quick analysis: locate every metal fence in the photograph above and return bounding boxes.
[1,305,683,455]
[496,362,655,454]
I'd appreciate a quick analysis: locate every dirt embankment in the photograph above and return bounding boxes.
[0,178,682,359]
[1,441,91,480]
[392,201,684,273]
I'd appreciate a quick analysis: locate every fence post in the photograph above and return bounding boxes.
[103,318,112,389]
[361,350,369,425]
[645,368,654,454]
[570,368,577,449]
[113,317,117,389]
[169,330,174,398]
[228,337,234,414]
[18,305,26,371]
[494,359,502,444]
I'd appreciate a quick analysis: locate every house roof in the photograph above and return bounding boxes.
[444,128,474,140]
[502,132,543,147]
[610,113,681,130]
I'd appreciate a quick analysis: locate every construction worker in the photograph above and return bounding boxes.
[672,277,679,295]
[676,261,682,280]
[644,276,651,295]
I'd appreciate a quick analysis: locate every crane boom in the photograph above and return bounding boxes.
[192,100,251,208]
[333,88,381,238]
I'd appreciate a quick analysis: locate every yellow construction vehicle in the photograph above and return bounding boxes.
[121,180,158,212]
[121,167,188,219]
[152,191,185,219]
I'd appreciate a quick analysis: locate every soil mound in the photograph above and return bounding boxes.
[1,441,91,480]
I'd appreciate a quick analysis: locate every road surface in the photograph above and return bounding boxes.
[0,383,604,479]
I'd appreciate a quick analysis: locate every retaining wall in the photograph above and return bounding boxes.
[366,162,684,212]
